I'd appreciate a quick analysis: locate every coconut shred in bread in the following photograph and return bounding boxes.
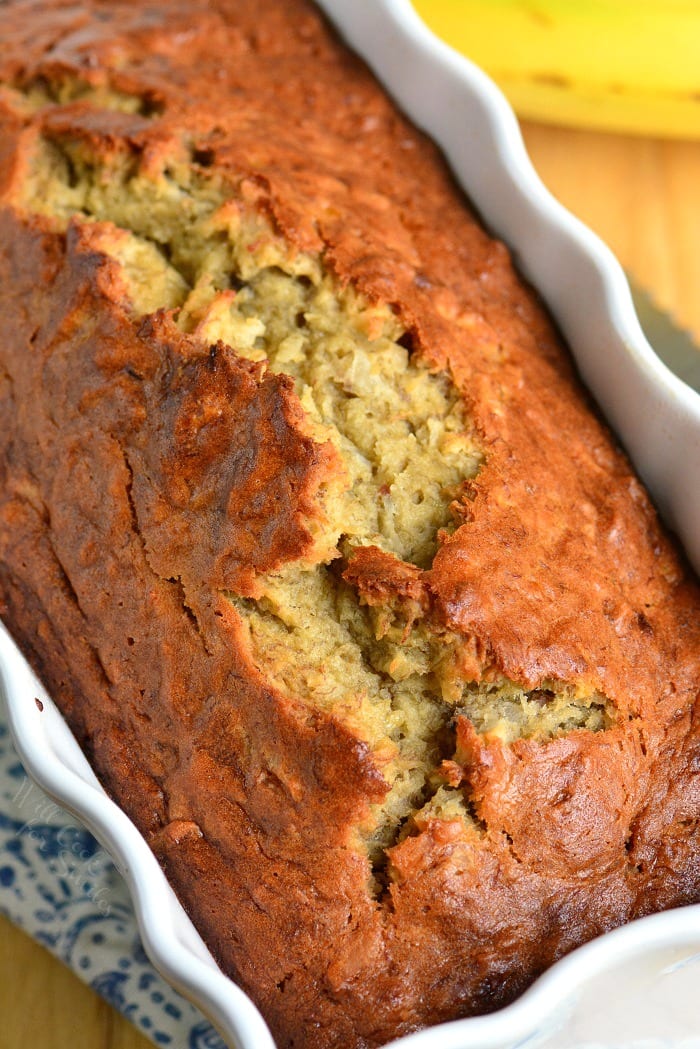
[1,2,700,1047]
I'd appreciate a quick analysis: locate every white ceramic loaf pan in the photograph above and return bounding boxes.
[3,2,700,1048]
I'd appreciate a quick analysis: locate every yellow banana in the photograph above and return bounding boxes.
[411,0,700,138]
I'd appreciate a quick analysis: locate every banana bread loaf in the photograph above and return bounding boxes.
[1,1,699,1047]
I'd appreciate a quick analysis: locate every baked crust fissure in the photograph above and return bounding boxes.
[15,114,617,882]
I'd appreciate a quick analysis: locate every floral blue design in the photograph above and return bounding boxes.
[0,697,229,1048]
[189,1020,228,1049]
[91,969,130,1011]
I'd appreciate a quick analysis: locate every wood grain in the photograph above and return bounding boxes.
[2,120,698,1048]
[521,122,700,342]
[0,913,151,1048]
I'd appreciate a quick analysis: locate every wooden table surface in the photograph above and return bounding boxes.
[1,120,698,1049]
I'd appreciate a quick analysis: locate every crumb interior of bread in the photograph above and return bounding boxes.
[461,680,612,743]
[8,74,164,116]
[22,134,477,566]
[15,111,615,887]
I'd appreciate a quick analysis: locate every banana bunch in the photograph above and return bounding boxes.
[412,0,700,139]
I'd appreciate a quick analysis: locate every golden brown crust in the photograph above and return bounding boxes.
[1,3,700,1048]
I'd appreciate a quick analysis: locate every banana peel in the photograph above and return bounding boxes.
[411,0,700,139]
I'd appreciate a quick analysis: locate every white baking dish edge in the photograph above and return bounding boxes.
[2,2,700,1048]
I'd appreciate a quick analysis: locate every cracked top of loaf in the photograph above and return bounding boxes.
[1,1,699,1047]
